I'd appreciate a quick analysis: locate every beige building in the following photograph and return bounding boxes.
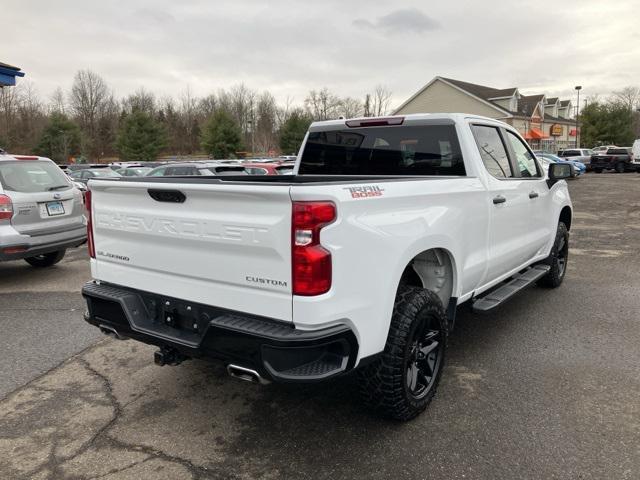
[394,77,578,151]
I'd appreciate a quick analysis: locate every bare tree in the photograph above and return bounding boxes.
[15,82,47,151]
[371,85,393,116]
[49,87,66,115]
[0,84,21,146]
[611,86,640,110]
[179,86,200,154]
[340,97,364,118]
[198,94,218,120]
[255,91,278,153]
[123,88,156,115]
[304,88,342,120]
[69,70,113,156]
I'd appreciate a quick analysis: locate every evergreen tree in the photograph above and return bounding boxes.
[279,111,312,155]
[580,101,635,147]
[200,110,243,158]
[115,110,166,161]
[35,113,82,163]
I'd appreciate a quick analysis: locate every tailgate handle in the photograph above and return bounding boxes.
[148,189,186,203]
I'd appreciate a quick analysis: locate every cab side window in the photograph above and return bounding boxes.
[505,131,540,178]
[470,125,514,178]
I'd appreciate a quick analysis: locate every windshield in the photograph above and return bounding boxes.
[299,124,465,176]
[0,160,71,193]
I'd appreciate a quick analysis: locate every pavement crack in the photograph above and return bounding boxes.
[102,434,226,480]
[65,357,123,460]
[84,456,153,480]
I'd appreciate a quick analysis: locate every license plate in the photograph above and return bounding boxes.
[46,201,65,216]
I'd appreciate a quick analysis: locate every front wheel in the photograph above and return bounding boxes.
[615,162,625,173]
[24,250,66,268]
[538,223,569,288]
[358,286,448,421]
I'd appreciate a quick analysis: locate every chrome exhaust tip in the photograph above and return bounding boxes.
[227,364,270,385]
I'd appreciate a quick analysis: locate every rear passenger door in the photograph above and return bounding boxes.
[470,125,540,283]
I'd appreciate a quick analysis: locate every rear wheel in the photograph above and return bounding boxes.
[538,223,568,288]
[615,162,625,173]
[594,168,603,173]
[24,250,66,268]
[358,286,448,421]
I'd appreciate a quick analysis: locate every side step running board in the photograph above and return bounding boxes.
[472,265,551,313]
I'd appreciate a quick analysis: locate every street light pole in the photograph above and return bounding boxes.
[575,85,582,148]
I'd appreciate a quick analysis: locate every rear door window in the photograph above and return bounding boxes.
[470,125,514,178]
[298,124,465,176]
[0,161,71,192]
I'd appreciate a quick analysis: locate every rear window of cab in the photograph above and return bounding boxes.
[299,125,465,176]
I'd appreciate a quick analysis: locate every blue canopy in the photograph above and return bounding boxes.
[0,62,25,87]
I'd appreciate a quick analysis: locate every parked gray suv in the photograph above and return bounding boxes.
[0,154,86,267]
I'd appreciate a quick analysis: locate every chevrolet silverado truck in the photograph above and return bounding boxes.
[81,114,573,420]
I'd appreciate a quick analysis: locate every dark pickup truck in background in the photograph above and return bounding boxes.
[591,147,636,173]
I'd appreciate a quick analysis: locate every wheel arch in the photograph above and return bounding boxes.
[560,205,572,230]
[397,247,458,308]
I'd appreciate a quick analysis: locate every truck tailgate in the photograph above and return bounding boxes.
[90,180,293,322]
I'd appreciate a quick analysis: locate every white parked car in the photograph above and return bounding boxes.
[632,139,640,166]
[81,113,573,420]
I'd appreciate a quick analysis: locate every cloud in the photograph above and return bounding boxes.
[354,8,440,35]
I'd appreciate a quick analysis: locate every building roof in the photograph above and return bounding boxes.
[440,77,518,100]
[0,61,24,87]
[0,62,20,71]
[394,76,574,122]
[517,94,545,116]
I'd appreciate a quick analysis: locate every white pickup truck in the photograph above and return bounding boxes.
[82,114,573,420]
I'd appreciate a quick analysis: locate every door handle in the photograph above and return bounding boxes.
[492,195,506,204]
[529,191,539,199]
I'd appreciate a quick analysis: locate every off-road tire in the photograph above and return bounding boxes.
[24,249,66,268]
[358,286,448,421]
[537,223,568,288]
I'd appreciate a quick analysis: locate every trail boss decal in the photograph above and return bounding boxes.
[344,185,385,199]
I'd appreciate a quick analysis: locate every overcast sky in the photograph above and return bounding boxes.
[4,0,639,109]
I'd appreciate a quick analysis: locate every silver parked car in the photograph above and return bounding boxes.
[0,154,86,267]
[557,148,593,169]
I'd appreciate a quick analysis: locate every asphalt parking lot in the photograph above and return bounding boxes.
[0,173,639,480]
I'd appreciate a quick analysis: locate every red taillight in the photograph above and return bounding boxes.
[85,190,95,258]
[292,201,336,296]
[0,194,13,221]
[3,246,27,254]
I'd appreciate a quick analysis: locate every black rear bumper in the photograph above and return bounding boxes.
[81,281,358,383]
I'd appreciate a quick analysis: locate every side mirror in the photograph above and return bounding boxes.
[547,163,574,187]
